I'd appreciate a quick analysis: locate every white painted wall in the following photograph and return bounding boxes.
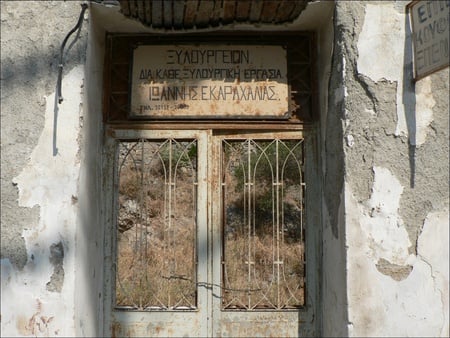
[346,168,448,337]
[2,66,84,337]
[74,6,106,336]
[357,3,409,138]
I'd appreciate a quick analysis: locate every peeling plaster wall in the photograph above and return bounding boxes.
[2,1,448,337]
[1,1,88,336]
[335,1,449,336]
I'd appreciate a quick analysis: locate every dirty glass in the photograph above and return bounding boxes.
[115,139,198,310]
[222,139,305,310]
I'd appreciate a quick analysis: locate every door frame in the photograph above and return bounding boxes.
[102,127,322,337]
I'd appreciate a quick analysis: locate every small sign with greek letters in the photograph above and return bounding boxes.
[408,0,450,80]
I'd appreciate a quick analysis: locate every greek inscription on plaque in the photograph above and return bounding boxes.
[409,0,450,80]
[130,45,289,118]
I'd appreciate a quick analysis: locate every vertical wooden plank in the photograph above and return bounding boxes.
[152,0,163,27]
[236,0,251,21]
[144,0,152,25]
[275,0,296,22]
[129,0,137,17]
[173,0,185,29]
[119,0,130,16]
[196,0,215,28]
[303,129,321,337]
[210,0,222,27]
[101,133,119,337]
[249,0,263,22]
[260,0,279,23]
[184,0,198,28]
[136,0,145,21]
[222,0,236,24]
[288,0,308,21]
[163,0,173,28]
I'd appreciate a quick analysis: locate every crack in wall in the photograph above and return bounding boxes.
[418,252,447,336]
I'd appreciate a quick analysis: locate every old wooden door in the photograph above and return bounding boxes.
[105,128,318,337]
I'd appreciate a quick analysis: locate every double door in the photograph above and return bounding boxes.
[105,129,318,337]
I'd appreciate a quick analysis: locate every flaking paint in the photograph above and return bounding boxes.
[1,66,84,337]
[344,1,449,336]
[347,177,449,336]
[1,1,448,337]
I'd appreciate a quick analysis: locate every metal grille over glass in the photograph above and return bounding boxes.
[115,139,198,310]
[221,139,305,310]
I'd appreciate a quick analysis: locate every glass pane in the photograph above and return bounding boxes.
[115,139,198,310]
[222,139,305,310]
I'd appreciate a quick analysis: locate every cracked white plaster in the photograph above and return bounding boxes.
[1,66,84,337]
[360,167,412,265]
[414,76,436,146]
[417,209,450,337]
[357,3,407,137]
[346,167,449,337]
[345,134,355,147]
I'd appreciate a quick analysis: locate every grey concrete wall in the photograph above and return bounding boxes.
[1,1,88,336]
